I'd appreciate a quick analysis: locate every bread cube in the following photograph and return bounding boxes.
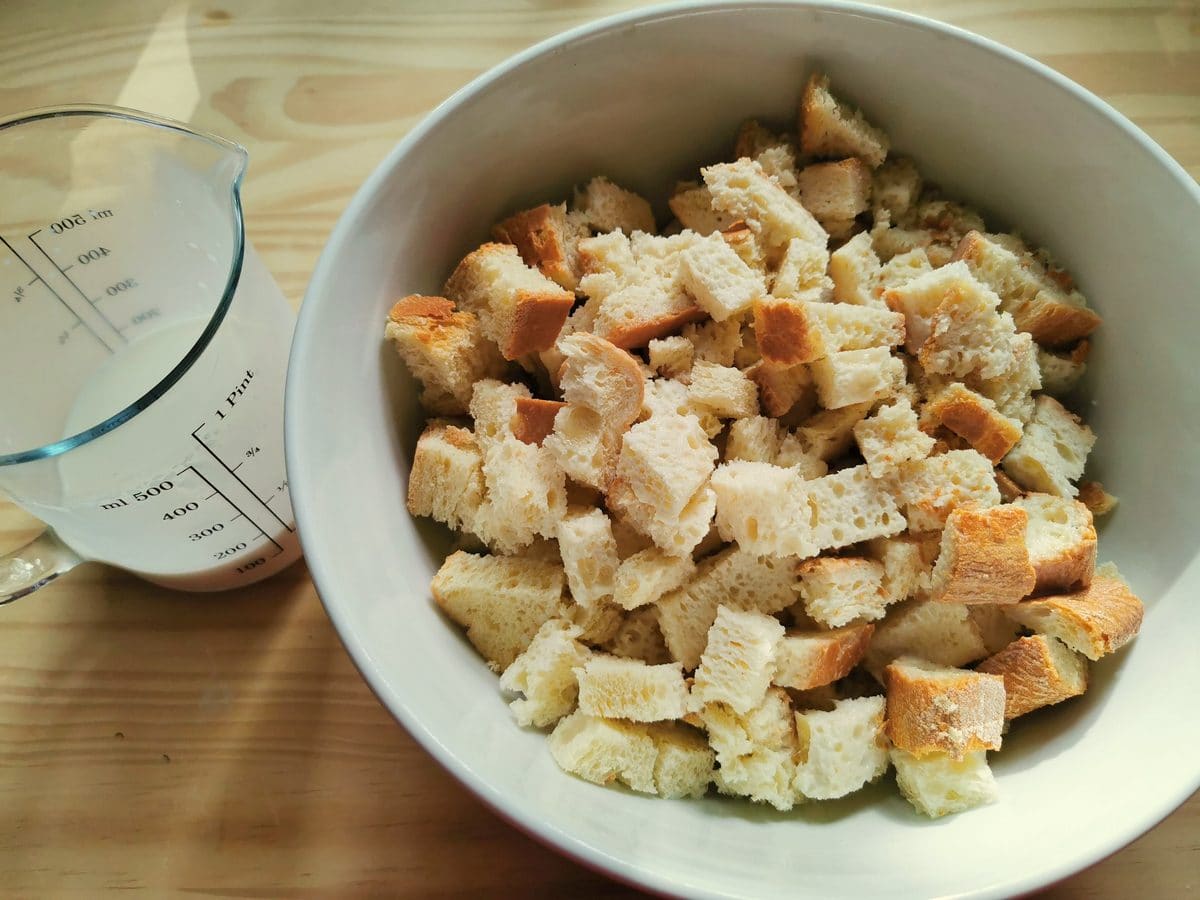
[547,710,659,794]
[796,157,872,222]
[884,656,1006,758]
[703,158,827,262]
[492,201,590,290]
[407,423,486,536]
[656,547,798,670]
[725,415,785,463]
[649,722,716,799]
[953,230,1101,348]
[668,183,736,235]
[865,599,989,679]
[443,243,575,359]
[796,557,890,627]
[1003,573,1144,661]
[612,547,695,611]
[573,175,655,235]
[866,534,934,604]
[699,687,799,811]
[805,464,907,551]
[799,72,890,168]
[478,435,566,554]
[895,449,1000,532]
[1077,480,1118,518]
[1013,493,1097,593]
[891,748,998,818]
[469,379,531,449]
[773,622,875,690]
[872,157,922,220]
[771,236,832,299]
[614,411,718,526]
[811,347,905,409]
[918,282,1018,382]
[976,634,1088,718]
[793,696,890,800]
[555,507,620,608]
[678,232,765,321]
[575,655,689,722]
[603,606,672,665]
[1002,395,1095,498]
[710,461,818,558]
[920,383,1023,464]
[684,361,757,420]
[385,295,506,415]
[647,335,695,380]
[747,361,816,419]
[499,619,591,727]
[1037,341,1089,397]
[882,260,975,353]
[928,505,1036,605]
[510,397,567,447]
[692,606,785,714]
[796,402,872,460]
[431,551,565,670]
[853,397,935,477]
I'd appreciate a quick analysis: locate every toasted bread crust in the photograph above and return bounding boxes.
[1030,500,1097,595]
[603,305,709,350]
[389,294,458,323]
[883,659,1005,758]
[774,622,875,691]
[508,289,576,358]
[923,384,1022,463]
[1077,480,1118,517]
[754,296,824,366]
[1004,575,1144,661]
[994,469,1026,502]
[492,203,576,289]
[952,231,1101,348]
[976,634,1088,718]
[746,361,811,418]
[512,397,568,446]
[931,505,1036,605]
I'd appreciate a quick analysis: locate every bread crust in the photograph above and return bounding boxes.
[746,360,812,418]
[993,468,1025,502]
[492,203,577,289]
[930,505,1036,605]
[508,289,577,358]
[604,305,708,350]
[774,622,875,691]
[1077,480,1118,517]
[512,397,567,446]
[1003,575,1144,660]
[922,384,1022,463]
[976,634,1088,718]
[884,658,1005,758]
[753,295,823,366]
[952,231,1101,347]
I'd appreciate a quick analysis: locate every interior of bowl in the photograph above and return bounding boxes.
[286,3,1200,898]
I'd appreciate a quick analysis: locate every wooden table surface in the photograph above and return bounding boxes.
[0,1,1196,896]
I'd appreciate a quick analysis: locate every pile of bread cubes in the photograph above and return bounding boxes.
[385,72,1144,818]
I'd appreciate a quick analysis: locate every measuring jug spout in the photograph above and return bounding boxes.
[0,106,302,598]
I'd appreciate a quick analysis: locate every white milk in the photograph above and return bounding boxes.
[20,269,300,590]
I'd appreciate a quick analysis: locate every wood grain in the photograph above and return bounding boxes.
[0,1,1196,896]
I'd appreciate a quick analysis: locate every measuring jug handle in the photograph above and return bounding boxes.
[0,530,82,604]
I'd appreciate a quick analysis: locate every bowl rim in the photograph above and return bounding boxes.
[286,2,1200,897]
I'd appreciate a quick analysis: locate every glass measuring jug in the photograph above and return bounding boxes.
[0,106,302,602]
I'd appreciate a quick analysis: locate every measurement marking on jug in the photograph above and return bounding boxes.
[177,465,285,556]
[27,230,128,345]
[0,236,115,353]
[192,414,294,534]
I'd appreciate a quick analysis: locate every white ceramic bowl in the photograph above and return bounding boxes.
[286,2,1200,896]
